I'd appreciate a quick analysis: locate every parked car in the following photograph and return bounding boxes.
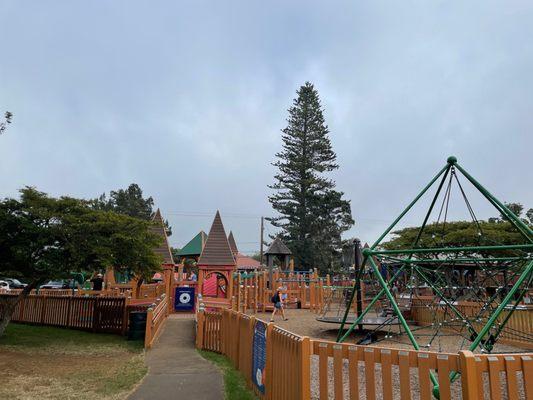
[1,278,27,289]
[40,279,77,290]
[0,280,10,291]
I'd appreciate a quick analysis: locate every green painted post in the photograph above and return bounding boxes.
[453,160,533,242]
[369,244,533,256]
[413,265,483,348]
[467,259,533,352]
[370,164,450,249]
[365,255,440,392]
[337,266,406,342]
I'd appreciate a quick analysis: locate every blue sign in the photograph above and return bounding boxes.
[252,320,267,394]
[174,287,195,311]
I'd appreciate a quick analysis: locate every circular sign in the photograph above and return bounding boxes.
[179,292,191,304]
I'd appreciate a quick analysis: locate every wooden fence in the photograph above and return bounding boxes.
[0,282,165,299]
[197,309,533,400]
[0,294,127,334]
[145,294,169,348]
[411,297,533,349]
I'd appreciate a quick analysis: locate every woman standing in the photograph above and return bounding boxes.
[270,287,288,322]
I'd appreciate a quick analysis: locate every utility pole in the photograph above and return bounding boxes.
[353,238,364,332]
[260,216,264,266]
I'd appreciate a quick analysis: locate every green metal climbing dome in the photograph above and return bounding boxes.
[337,156,532,353]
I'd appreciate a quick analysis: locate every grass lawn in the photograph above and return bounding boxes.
[0,323,147,400]
[199,350,257,400]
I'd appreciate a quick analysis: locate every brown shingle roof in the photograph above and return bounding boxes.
[197,211,236,266]
[150,208,174,264]
[265,237,292,255]
[228,231,238,255]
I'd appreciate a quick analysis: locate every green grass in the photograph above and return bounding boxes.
[0,323,147,400]
[0,323,144,354]
[199,350,258,400]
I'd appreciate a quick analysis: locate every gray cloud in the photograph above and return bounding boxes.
[1,1,532,252]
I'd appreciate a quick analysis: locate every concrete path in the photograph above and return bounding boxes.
[128,315,224,400]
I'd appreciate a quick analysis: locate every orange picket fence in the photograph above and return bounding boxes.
[196,309,533,400]
[144,294,169,348]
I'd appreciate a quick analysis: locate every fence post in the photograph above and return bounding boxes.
[66,296,72,328]
[145,307,153,348]
[121,297,130,336]
[196,310,205,349]
[40,294,47,324]
[265,322,274,400]
[299,337,311,400]
[459,350,479,400]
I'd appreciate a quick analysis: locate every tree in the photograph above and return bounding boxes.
[527,209,533,225]
[381,221,528,258]
[0,187,163,336]
[170,247,181,262]
[0,111,13,136]
[268,82,354,272]
[92,183,172,236]
[487,202,532,226]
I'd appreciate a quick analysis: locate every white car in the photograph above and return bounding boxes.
[0,280,10,291]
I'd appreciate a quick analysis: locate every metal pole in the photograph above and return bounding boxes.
[367,256,440,391]
[467,259,533,352]
[370,243,533,256]
[337,266,406,342]
[353,239,363,332]
[453,160,533,242]
[413,265,484,349]
[370,163,450,249]
[260,216,264,265]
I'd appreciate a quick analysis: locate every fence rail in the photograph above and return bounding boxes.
[0,294,127,334]
[145,295,169,348]
[196,309,533,400]
[411,297,533,349]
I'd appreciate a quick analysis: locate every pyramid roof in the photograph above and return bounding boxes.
[150,208,174,264]
[198,211,236,266]
[228,231,238,255]
[265,237,292,255]
[178,231,208,256]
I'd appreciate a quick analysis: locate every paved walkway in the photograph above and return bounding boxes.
[128,315,224,400]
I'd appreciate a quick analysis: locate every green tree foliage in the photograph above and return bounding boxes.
[170,247,181,262]
[268,82,354,272]
[381,203,532,258]
[0,111,13,136]
[0,187,163,336]
[92,183,172,236]
[527,208,533,225]
[381,221,528,258]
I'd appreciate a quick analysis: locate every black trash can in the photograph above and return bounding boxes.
[128,311,147,340]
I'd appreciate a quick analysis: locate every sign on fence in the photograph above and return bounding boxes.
[174,287,195,311]
[252,320,267,394]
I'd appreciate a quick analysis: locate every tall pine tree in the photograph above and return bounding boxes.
[269,82,354,272]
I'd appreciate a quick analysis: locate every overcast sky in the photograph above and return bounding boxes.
[1,1,531,254]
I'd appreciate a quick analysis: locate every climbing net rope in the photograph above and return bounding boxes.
[335,158,533,355]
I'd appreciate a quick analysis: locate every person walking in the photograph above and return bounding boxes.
[270,287,288,322]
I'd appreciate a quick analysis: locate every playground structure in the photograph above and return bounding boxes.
[319,156,533,398]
